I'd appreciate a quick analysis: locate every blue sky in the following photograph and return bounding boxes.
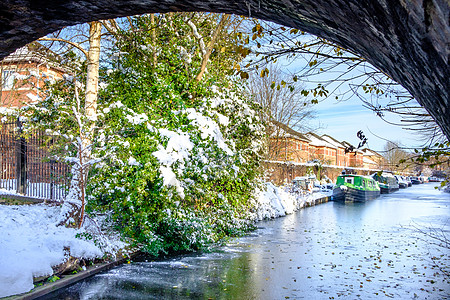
[244,22,428,153]
[269,43,424,152]
[308,96,423,152]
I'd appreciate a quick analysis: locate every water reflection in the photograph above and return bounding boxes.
[41,184,449,299]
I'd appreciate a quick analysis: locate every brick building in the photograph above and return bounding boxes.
[269,120,311,163]
[269,121,377,169]
[361,148,385,170]
[1,42,67,108]
[320,134,347,166]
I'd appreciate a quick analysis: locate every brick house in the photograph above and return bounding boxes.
[341,141,364,168]
[361,148,385,169]
[1,42,67,108]
[269,121,377,170]
[1,43,71,199]
[320,134,348,167]
[269,120,311,163]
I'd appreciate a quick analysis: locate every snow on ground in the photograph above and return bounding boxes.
[0,180,67,200]
[250,182,331,221]
[0,204,125,298]
[0,187,18,195]
[0,182,329,298]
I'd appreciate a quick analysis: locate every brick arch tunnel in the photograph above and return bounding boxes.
[0,0,448,138]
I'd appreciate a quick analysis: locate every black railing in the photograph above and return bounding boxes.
[0,118,70,201]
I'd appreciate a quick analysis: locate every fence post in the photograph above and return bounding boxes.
[15,118,27,194]
[50,159,55,200]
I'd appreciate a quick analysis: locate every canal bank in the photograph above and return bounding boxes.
[4,254,138,300]
[36,183,450,299]
[0,182,331,299]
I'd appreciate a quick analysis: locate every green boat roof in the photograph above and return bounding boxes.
[336,174,380,191]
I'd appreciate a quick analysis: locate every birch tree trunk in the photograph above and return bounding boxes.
[85,21,102,122]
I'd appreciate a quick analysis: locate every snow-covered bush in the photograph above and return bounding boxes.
[85,14,264,254]
[20,13,264,255]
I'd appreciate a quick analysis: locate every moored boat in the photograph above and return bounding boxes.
[394,175,408,188]
[372,172,400,194]
[410,176,421,184]
[332,174,380,202]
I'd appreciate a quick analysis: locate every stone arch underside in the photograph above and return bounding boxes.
[0,0,448,138]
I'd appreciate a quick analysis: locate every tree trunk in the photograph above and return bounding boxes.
[150,14,157,67]
[195,14,230,82]
[85,21,102,121]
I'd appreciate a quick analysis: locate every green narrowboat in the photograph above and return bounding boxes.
[332,174,380,202]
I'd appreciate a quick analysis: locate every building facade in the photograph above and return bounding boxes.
[269,121,381,170]
[1,42,66,108]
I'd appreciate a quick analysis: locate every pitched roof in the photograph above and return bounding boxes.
[1,42,68,73]
[305,132,336,148]
[340,140,363,153]
[363,156,377,165]
[321,134,346,149]
[270,120,311,142]
[361,148,383,157]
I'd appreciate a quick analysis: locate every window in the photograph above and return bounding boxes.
[345,177,354,184]
[2,70,16,90]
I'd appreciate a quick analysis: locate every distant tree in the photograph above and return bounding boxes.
[382,141,411,172]
[246,64,316,160]
[247,65,316,131]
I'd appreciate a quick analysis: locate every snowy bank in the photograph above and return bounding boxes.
[0,204,125,298]
[250,182,331,221]
[0,182,329,298]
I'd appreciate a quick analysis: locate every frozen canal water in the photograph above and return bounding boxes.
[42,183,449,299]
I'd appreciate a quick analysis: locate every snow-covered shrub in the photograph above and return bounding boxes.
[84,14,264,255]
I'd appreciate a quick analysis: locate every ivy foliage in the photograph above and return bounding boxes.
[23,13,265,255]
[87,13,265,255]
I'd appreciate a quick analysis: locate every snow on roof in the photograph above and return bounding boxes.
[270,120,310,142]
[341,140,363,153]
[362,148,383,157]
[321,134,346,149]
[1,42,69,73]
[341,141,352,147]
[363,156,377,165]
[305,132,336,148]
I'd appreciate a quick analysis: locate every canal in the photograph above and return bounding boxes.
[42,183,449,299]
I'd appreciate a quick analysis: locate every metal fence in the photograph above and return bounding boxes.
[0,119,70,201]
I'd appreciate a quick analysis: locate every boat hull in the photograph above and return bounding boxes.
[398,183,407,189]
[332,187,380,202]
[380,185,399,194]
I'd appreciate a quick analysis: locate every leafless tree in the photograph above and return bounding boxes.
[382,140,411,172]
[247,65,316,132]
[247,64,317,160]
[240,20,447,147]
